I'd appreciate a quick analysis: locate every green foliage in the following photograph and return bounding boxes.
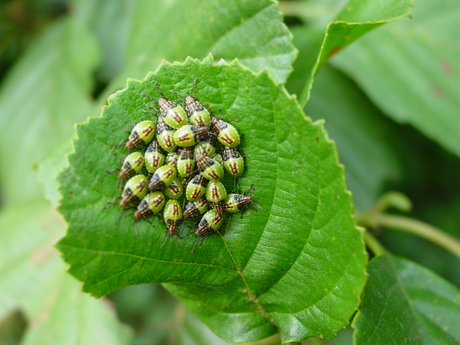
[57,58,367,342]
[332,0,460,156]
[353,254,460,344]
[0,0,458,344]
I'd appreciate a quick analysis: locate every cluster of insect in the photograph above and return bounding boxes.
[113,84,256,242]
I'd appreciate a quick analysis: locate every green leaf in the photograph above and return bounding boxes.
[0,17,99,204]
[105,0,296,99]
[0,201,132,344]
[293,0,413,107]
[353,253,460,345]
[304,65,401,211]
[332,0,460,156]
[21,259,132,345]
[57,57,367,342]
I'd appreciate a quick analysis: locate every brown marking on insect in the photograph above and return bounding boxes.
[229,163,238,175]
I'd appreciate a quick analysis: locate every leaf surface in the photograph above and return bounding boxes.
[292,0,413,107]
[57,57,367,342]
[104,0,296,99]
[304,65,401,211]
[353,253,460,345]
[332,0,460,156]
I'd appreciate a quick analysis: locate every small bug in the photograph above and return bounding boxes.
[183,198,209,218]
[195,209,224,236]
[211,117,240,148]
[144,138,165,174]
[165,150,180,169]
[134,191,166,219]
[119,174,149,208]
[119,152,144,179]
[177,147,196,177]
[185,173,209,201]
[162,176,184,199]
[185,95,211,127]
[156,116,176,152]
[163,199,183,235]
[224,193,254,213]
[173,125,208,147]
[205,180,227,214]
[222,146,244,177]
[148,165,177,191]
[126,120,156,149]
[195,153,224,181]
[158,97,188,129]
[194,134,217,157]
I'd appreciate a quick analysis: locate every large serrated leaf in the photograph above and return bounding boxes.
[353,253,460,345]
[57,57,366,342]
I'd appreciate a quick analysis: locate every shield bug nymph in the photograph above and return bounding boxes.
[134,191,166,219]
[156,116,176,152]
[222,146,244,177]
[162,176,184,199]
[158,97,188,129]
[126,120,156,149]
[144,138,165,174]
[163,199,183,236]
[211,117,240,148]
[119,174,149,208]
[119,152,145,179]
[195,209,224,236]
[185,173,209,201]
[185,95,211,127]
[173,125,208,147]
[205,180,227,214]
[195,153,224,181]
[148,165,177,191]
[177,147,196,177]
[183,198,209,218]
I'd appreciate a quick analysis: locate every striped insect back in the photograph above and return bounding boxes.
[185,95,211,127]
[156,116,176,152]
[211,117,240,148]
[177,147,196,177]
[185,173,209,201]
[134,191,166,219]
[119,152,145,179]
[222,146,244,177]
[195,153,224,180]
[148,165,177,191]
[195,209,224,236]
[205,180,227,214]
[120,174,149,208]
[163,199,183,235]
[158,97,188,129]
[144,138,165,174]
[173,125,208,147]
[126,121,156,149]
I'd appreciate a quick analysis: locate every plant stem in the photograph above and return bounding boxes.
[374,214,460,259]
[363,232,386,257]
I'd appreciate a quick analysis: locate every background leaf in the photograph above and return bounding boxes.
[103,0,296,100]
[0,17,99,204]
[288,0,414,106]
[331,0,460,156]
[353,253,460,345]
[57,57,367,342]
[0,13,133,345]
